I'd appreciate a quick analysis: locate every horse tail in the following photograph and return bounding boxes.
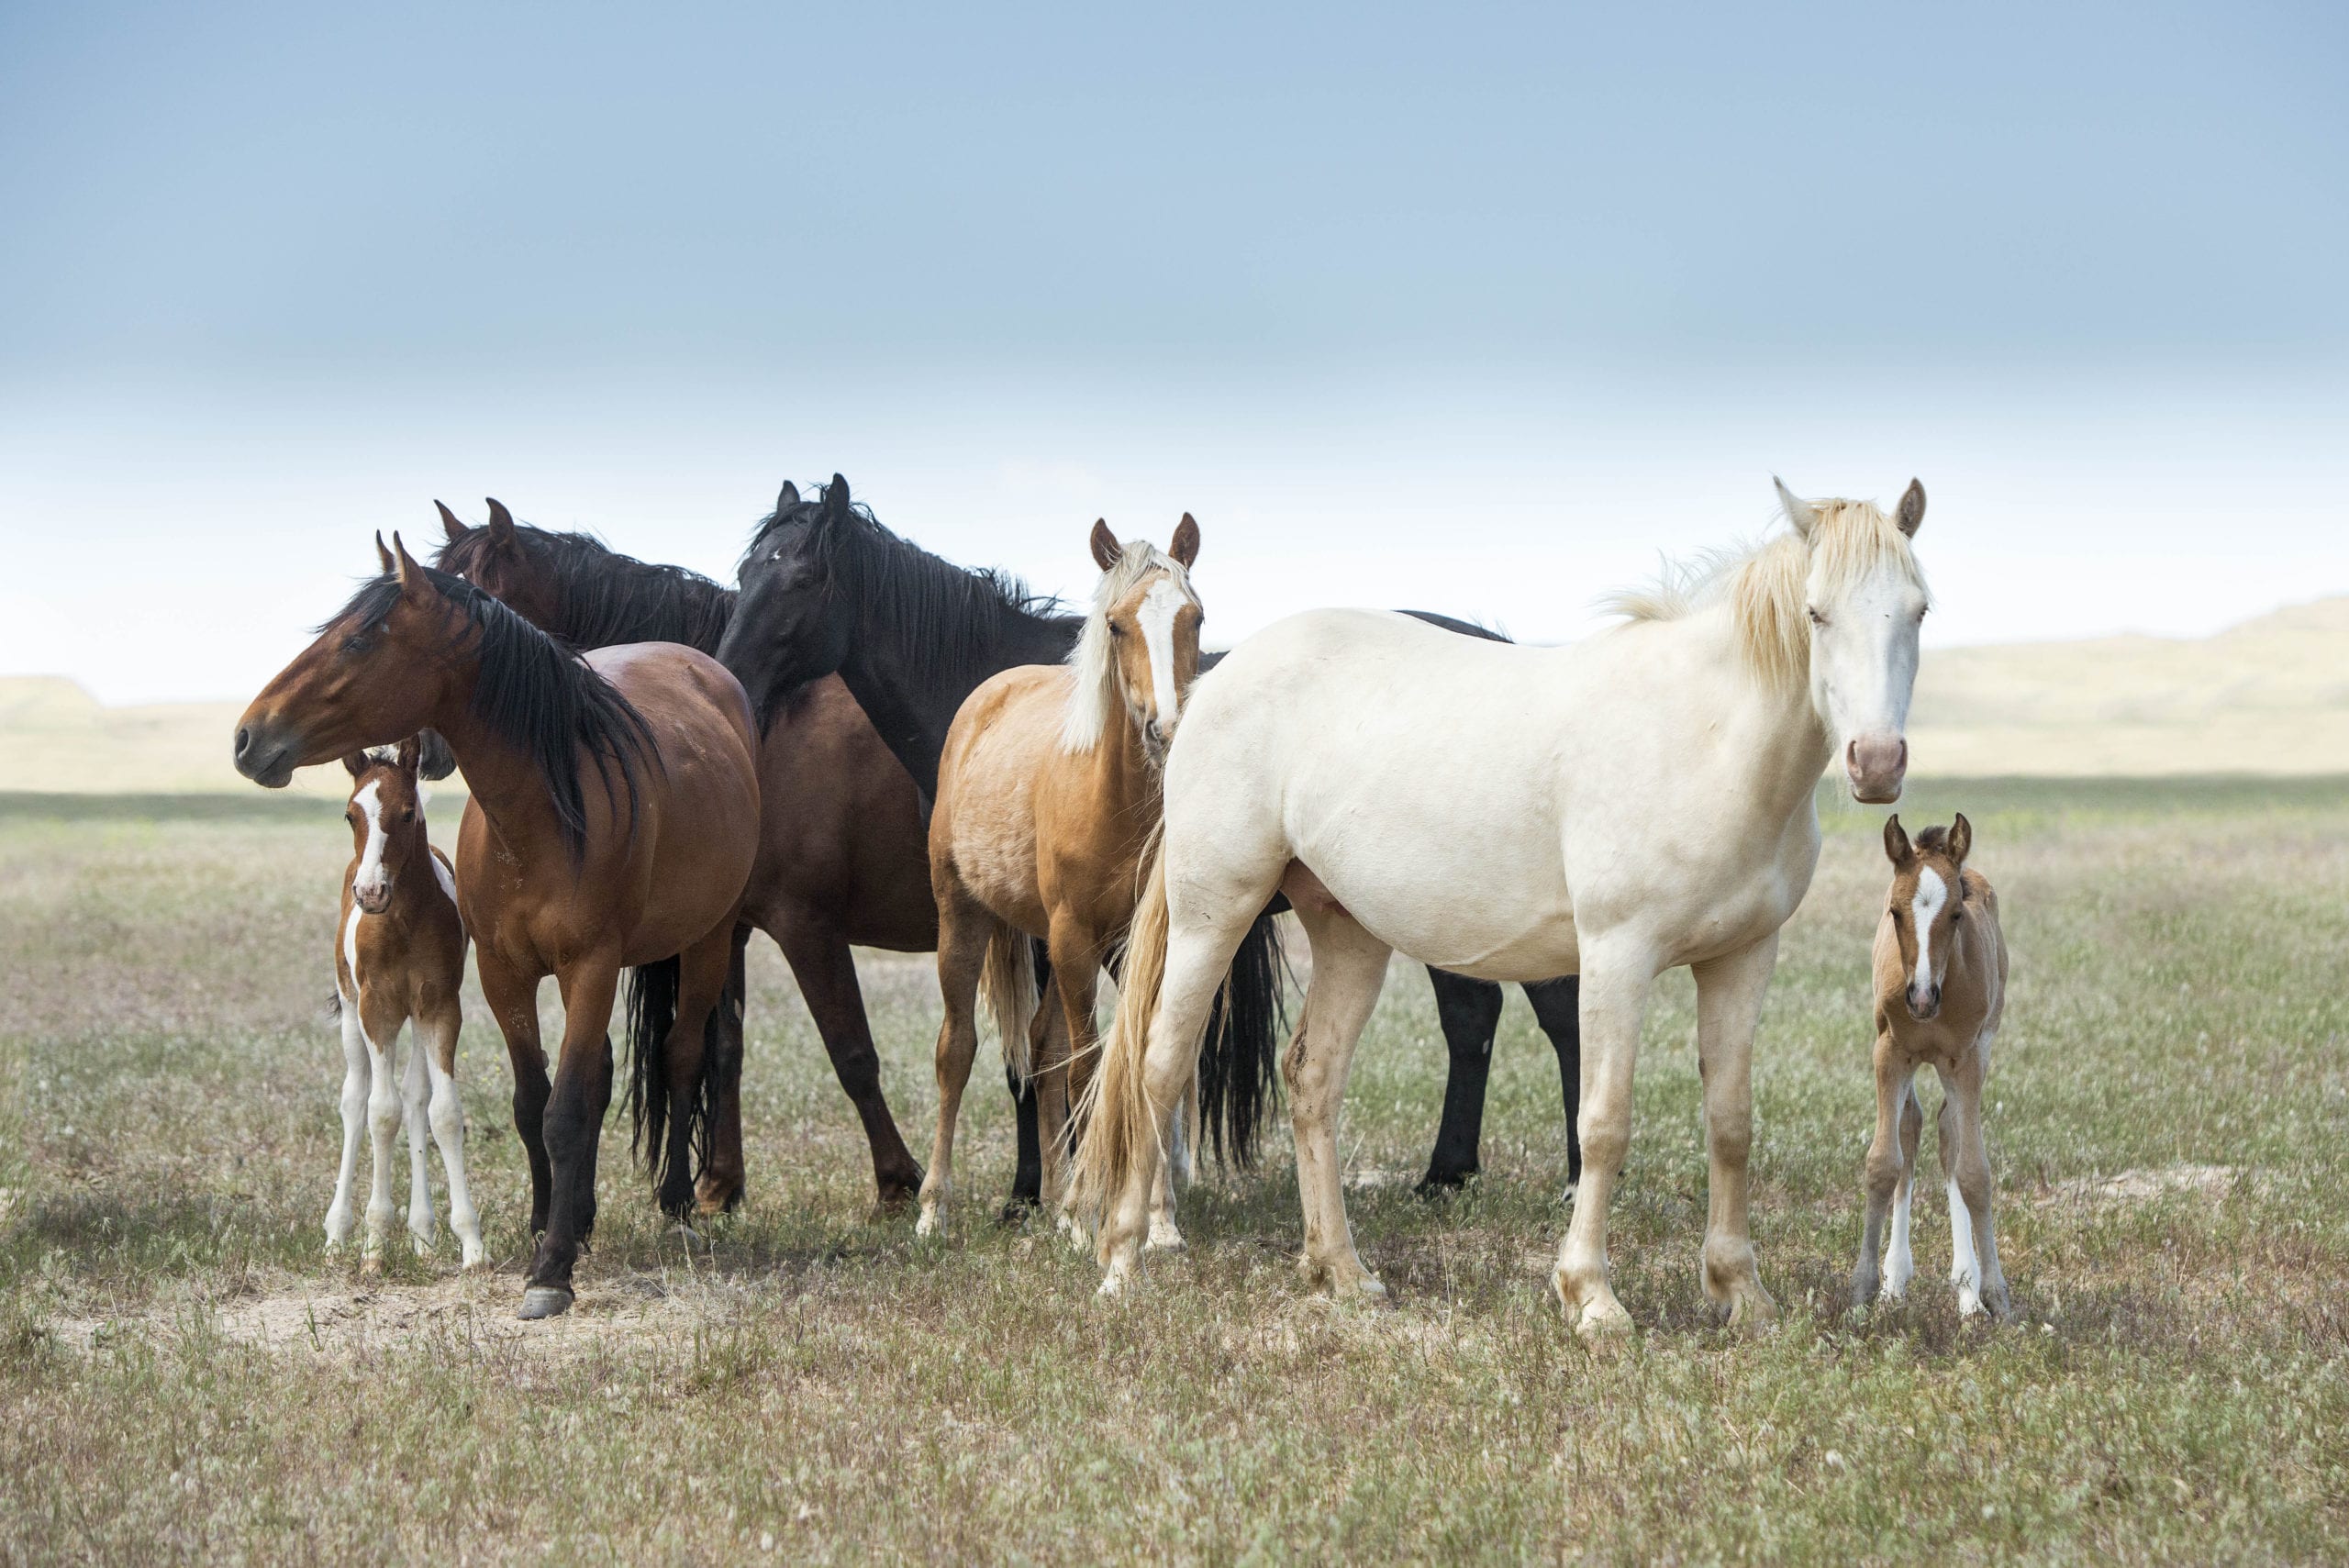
[623,954,725,1194]
[1069,834,1173,1224]
[1197,903,1288,1168]
[978,919,1040,1084]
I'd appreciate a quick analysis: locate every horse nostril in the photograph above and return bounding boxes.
[234,727,251,759]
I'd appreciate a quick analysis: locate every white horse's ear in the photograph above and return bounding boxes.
[1169,513,1199,569]
[1774,477,1820,539]
[1089,519,1122,573]
[1896,478,1926,538]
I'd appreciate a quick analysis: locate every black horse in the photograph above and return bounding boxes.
[716,475,1583,1193]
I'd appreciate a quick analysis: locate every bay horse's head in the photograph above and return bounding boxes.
[235,534,472,789]
[1771,477,1931,804]
[718,475,859,725]
[342,738,432,915]
[1063,516,1203,762]
[1882,812,1974,1020]
[433,498,565,629]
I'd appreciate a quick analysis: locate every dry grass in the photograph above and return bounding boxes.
[3,778,2347,1562]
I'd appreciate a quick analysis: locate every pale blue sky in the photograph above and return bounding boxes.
[4,2,2344,701]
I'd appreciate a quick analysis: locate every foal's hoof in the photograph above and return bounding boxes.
[518,1285,574,1320]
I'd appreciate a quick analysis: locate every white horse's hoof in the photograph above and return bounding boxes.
[1143,1221,1186,1254]
[518,1286,573,1320]
[915,1206,944,1239]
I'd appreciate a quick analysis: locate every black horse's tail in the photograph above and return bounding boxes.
[623,954,725,1197]
[1197,903,1290,1168]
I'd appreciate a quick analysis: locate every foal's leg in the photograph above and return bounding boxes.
[1417,968,1504,1194]
[1886,1077,1923,1300]
[1691,935,1780,1329]
[475,953,552,1237]
[1287,907,1394,1302]
[916,893,992,1237]
[421,1001,485,1268]
[521,954,621,1318]
[1524,975,1585,1192]
[400,1014,437,1253]
[1851,1039,1909,1309]
[324,991,369,1251]
[360,994,409,1270]
[1550,949,1655,1337]
[1939,1055,2010,1319]
[656,926,738,1221]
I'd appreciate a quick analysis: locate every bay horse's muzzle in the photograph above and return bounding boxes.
[233,719,299,789]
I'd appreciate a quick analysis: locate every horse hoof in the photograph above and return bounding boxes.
[1142,1224,1186,1255]
[914,1207,944,1239]
[996,1196,1040,1228]
[518,1285,573,1320]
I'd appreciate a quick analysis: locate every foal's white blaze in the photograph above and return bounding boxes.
[1948,1175,1983,1314]
[1909,866,1948,995]
[351,780,391,906]
[1138,576,1190,732]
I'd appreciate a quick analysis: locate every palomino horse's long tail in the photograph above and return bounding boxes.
[978,920,1040,1084]
[1197,903,1288,1168]
[623,955,725,1195]
[1068,839,1174,1224]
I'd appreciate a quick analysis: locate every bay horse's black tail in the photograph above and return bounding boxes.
[623,954,727,1200]
[1197,903,1290,1168]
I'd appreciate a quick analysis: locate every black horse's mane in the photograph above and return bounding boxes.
[323,566,658,859]
[740,482,1079,695]
[436,525,737,656]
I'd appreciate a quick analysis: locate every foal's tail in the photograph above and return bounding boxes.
[1069,840,1174,1226]
[1197,903,1287,1169]
[623,953,727,1195]
[978,920,1040,1084]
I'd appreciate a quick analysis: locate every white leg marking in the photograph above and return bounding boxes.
[424,1036,484,1268]
[1909,867,1947,996]
[362,1009,401,1263]
[1948,1174,1982,1315]
[1138,576,1194,734]
[401,1024,435,1251]
[1886,1165,1915,1299]
[325,987,367,1249]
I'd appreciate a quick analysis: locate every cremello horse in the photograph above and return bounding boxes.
[920,517,1204,1236]
[1074,479,1931,1333]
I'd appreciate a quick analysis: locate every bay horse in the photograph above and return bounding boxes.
[235,534,761,1318]
[921,517,1208,1240]
[326,737,483,1271]
[715,474,1584,1194]
[1072,478,1934,1334]
[1850,813,2011,1319]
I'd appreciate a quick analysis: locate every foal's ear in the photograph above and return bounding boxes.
[1774,476,1820,539]
[1169,513,1200,569]
[435,500,469,545]
[1883,813,1913,866]
[1089,519,1122,573]
[484,498,518,546]
[395,735,421,778]
[414,728,458,782]
[1946,811,1972,866]
[342,751,370,780]
[1896,479,1927,539]
[775,479,800,513]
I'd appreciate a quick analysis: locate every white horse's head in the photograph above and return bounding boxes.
[1774,478,1930,803]
[1062,516,1204,762]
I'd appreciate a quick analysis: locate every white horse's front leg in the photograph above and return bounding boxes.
[1691,935,1781,1329]
[1286,909,1391,1304]
[1551,952,1654,1337]
[400,1021,436,1253]
[324,995,368,1250]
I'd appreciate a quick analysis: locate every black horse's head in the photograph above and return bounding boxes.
[717,474,861,728]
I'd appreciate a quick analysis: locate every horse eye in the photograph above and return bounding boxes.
[1109,623,1126,639]
[1807,608,1826,628]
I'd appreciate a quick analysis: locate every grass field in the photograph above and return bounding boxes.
[3,777,2346,1562]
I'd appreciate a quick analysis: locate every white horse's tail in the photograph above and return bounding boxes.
[978,921,1040,1084]
[1068,834,1172,1224]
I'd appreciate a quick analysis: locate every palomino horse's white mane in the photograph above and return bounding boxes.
[1061,540,1198,754]
[1599,495,1929,692]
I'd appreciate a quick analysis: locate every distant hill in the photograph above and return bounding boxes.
[3,596,2345,791]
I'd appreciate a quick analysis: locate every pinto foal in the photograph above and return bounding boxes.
[326,739,484,1269]
[1850,813,2010,1318]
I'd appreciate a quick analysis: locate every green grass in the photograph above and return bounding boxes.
[3,777,2346,1562]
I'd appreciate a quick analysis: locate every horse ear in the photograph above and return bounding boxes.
[1883,813,1912,866]
[1089,519,1122,573]
[435,500,468,545]
[1896,478,1926,539]
[375,531,397,575]
[484,498,517,546]
[1946,811,1972,866]
[395,736,421,777]
[1774,477,1819,539]
[822,474,852,522]
[776,480,800,512]
[342,751,370,780]
[1170,513,1200,569]
[390,532,433,598]
[414,728,458,782]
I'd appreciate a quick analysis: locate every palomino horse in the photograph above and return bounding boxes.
[1851,813,2011,1318]
[717,474,1583,1192]
[921,518,1205,1237]
[327,737,483,1271]
[235,535,760,1318]
[434,500,939,1214]
[1073,478,1933,1334]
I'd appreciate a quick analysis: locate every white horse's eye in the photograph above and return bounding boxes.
[1807,607,1827,627]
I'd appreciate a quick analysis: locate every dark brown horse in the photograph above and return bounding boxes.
[235,534,761,1318]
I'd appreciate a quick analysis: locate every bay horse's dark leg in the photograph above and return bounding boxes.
[524,958,621,1318]
[694,924,752,1216]
[1418,967,1506,1195]
[1000,939,1051,1220]
[476,954,553,1237]
[656,926,739,1220]
[767,913,925,1209]
[1523,976,1585,1189]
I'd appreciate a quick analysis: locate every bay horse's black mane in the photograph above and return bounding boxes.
[436,526,738,656]
[325,565,657,858]
[740,481,1080,698]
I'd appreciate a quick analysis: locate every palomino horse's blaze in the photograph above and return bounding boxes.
[1072,478,1934,1333]
[236,532,760,1318]
[1850,813,2012,1319]
[326,737,482,1270]
[920,517,1206,1239]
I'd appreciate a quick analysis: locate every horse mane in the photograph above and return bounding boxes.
[435,523,737,655]
[1913,825,1952,853]
[739,479,1077,694]
[1061,541,1197,754]
[1599,498,1927,690]
[323,566,659,860]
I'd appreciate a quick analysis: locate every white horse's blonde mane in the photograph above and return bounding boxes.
[1062,541,1197,753]
[1599,497,1927,690]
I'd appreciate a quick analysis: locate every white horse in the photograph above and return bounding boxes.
[1071,478,1931,1333]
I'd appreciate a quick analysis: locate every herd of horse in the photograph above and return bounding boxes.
[231,473,2013,1329]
